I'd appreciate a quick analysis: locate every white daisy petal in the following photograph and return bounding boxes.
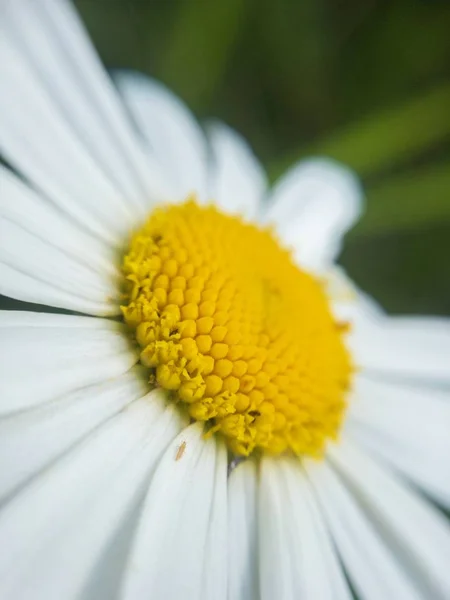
[0,394,183,600]
[199,437,228,600]
[207,121,267,219]
[263,159,362,272]
[121,423,227,600]
[259,458,298,600]
[114,71,209,202]
[349,315,450,384]
[0,29,128,245]
[345,375,450,509]
[0,396,156,595]
[0,310,122,328]
[327,440,450,599]
[0,217,120,312]
[306,459,423,600]
[0,263,120,316]
[325,265,385,323]
[0,366,148,501]
[0,165,119,279]
[0,312,138,415]
[2,0,166,222]
[259,457,352,600]
[228,460,259,600]
[72,402,187,600]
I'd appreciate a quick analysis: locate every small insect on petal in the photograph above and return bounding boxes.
[175,441,187,461]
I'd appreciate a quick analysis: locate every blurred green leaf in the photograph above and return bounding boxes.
[160,0,247,109]
[258,1,335,135]
[269,82,450,181]
[338,0,450,120]
[351,160,450,238]
[342,223,450,316]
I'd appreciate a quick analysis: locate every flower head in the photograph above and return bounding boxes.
[122,199,352,457]
[0,1,450,599]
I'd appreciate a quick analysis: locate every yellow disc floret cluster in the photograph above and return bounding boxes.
[122,199,352,457]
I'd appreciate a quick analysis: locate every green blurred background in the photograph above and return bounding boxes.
[75,0,450,315]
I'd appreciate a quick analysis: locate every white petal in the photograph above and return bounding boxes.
[259,458,298,600]
[259,457,351,600]
[0,216,120,314]
[328,440,450,599]
[121,423,228,600]
[0,27,128,245]
[0,312,138,415]
[30,401,185,600]
[76,402,186,600]
[349,315,450,384]
[345,375,450,508]
[0,394,184,600]
[0,310,119,328]
[0,367,148,501]
[325,265,385,323]
[2,0,167,221]
[0,165,118,279]
[263,159,362,272]
[199,436,228,600]
[306,459,423,600]
[228,460,259,600]
[0,263,120,316]
[206,121,267,219]
[114,71,209,202]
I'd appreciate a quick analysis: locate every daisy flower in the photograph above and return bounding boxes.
[1,1,450,599]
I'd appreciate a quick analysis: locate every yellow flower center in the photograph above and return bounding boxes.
[122,199,352,457]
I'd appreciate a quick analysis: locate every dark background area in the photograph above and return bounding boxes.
[5,0,450,315]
